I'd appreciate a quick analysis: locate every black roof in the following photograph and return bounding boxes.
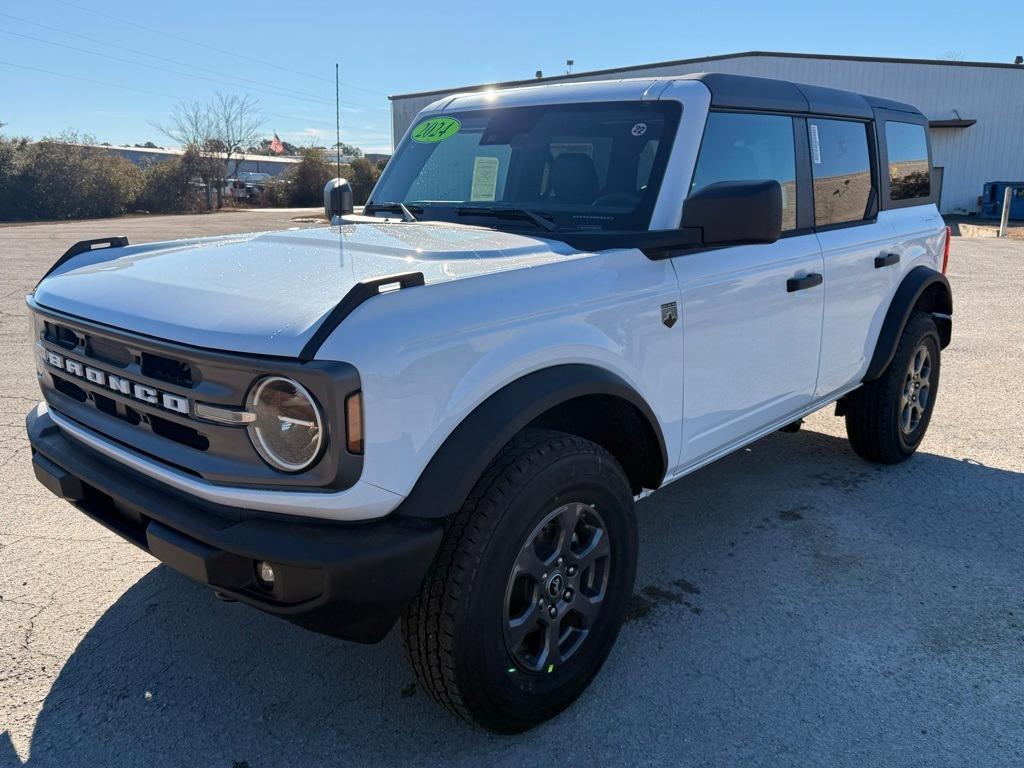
[683,73,923,117]
[390,49,1022,101]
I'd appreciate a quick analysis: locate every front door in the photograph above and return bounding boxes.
[674,111,824,466]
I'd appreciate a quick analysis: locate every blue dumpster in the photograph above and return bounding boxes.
[979,181,1024,220]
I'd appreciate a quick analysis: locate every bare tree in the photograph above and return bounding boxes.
[209,92,263,179]
[151,92,263,208]
[152,100,213,149]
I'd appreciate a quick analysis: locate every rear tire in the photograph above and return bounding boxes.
[401,429,637,733]
[845,311,941,463]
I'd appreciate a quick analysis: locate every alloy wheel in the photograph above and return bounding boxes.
[503,502,611,673]
[900,343,932,434]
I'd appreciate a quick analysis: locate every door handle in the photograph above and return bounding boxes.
[787,273,823,292]
[874,253,900,268]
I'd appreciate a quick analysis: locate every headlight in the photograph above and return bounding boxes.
[246,376,324,472]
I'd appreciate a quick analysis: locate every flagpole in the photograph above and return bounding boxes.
[335,62,342,182]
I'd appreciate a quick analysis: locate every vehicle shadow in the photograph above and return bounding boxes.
[3,427,1023,767]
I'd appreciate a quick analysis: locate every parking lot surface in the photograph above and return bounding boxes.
[1,212,1022,767]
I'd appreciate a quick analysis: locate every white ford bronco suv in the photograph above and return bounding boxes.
[26,73,952,732]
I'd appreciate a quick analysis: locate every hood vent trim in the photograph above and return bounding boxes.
[298,271,424,362]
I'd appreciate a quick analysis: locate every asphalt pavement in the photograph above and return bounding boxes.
[1,211,1022,767]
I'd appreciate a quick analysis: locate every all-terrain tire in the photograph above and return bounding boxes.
[401,429,637,733]
[845,311,941,463]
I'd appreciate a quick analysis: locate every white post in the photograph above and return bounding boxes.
[998,185,1012,237]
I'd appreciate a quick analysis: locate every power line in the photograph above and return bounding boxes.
[0,11,388,113]
[0,10,331,104]
[0,60,169,99]
[0,28,336,108]
[50,0,391,98]
[0,61,389,147]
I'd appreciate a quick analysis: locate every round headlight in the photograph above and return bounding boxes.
[246,377,324,472]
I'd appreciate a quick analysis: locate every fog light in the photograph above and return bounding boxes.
[256,561,276,588]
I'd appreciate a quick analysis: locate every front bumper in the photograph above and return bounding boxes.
[27,405,443,643]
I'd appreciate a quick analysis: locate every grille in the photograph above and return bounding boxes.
[31,301,360,491]
[46,320,195,389]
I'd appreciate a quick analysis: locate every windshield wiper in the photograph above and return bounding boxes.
[364,201,420,222]
[455,206,557,232]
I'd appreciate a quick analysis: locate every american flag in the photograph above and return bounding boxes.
[270,133,284,155]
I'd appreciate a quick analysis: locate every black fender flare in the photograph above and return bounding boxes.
[393,364,668,520]
[863,266,953,382]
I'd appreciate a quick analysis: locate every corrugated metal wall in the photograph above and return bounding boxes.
[390,54,1024,214]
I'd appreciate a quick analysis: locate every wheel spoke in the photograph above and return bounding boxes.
[573,594,603,625]
[575,527,610,571]
[553,503,583,554]
[515,544,548,580]
[508,602,543,649]
[541,619,564,668]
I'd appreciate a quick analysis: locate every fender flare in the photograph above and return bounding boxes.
[864,266,953,382]
[393,364,668,520]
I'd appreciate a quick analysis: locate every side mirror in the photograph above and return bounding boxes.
[324,178,354,220]
[681,180,783,246]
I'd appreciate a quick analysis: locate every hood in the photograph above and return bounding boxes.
[33,222,585,357]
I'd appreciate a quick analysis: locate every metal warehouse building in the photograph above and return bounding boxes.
[389,51,1024,214]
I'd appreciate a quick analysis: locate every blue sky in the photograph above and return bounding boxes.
[1,0,1020,153]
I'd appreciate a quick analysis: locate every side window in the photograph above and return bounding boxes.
[691,112,797,231]
[885,121,930,201]
[807,118,872,227]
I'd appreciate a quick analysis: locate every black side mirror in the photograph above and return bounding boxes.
[681,180,783,246]
[324,178,354,220]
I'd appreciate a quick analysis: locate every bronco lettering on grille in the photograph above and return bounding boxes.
[41,347,190,415]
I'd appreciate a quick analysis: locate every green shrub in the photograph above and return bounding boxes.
[0,136,29,219]
[135,148,214,213]
[135,156,191,213]
[345,157,380,205]
[273,150,383,208]
[0,133,143,221]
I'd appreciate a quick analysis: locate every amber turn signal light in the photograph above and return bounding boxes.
[345,392,364,454]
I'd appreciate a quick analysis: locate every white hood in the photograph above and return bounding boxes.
[33,222,585,357]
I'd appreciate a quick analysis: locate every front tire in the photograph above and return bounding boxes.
[402,429,637,733]
[845,311,941,463]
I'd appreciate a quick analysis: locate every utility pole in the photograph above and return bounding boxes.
[335,63,342,182]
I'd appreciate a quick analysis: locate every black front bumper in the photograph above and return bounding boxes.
[27,406,443,643]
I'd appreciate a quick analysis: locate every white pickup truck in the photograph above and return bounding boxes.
[26,73,951,732]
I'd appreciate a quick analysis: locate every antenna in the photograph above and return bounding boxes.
[335,62,341,181]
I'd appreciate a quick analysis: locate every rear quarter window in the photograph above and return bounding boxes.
[808,118,873,227]
[885,122,931,201]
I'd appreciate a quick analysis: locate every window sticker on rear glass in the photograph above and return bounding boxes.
[631,122,648,137]
[809,123,822,164]
[411,116,461,143]
[470,156,499,201]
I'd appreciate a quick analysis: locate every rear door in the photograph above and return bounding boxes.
[809,116,900,397]
[876,114,946,274]
[674,111,824,466]
[811,114,943,397]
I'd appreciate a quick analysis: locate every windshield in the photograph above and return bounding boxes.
[371,101,681,232]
